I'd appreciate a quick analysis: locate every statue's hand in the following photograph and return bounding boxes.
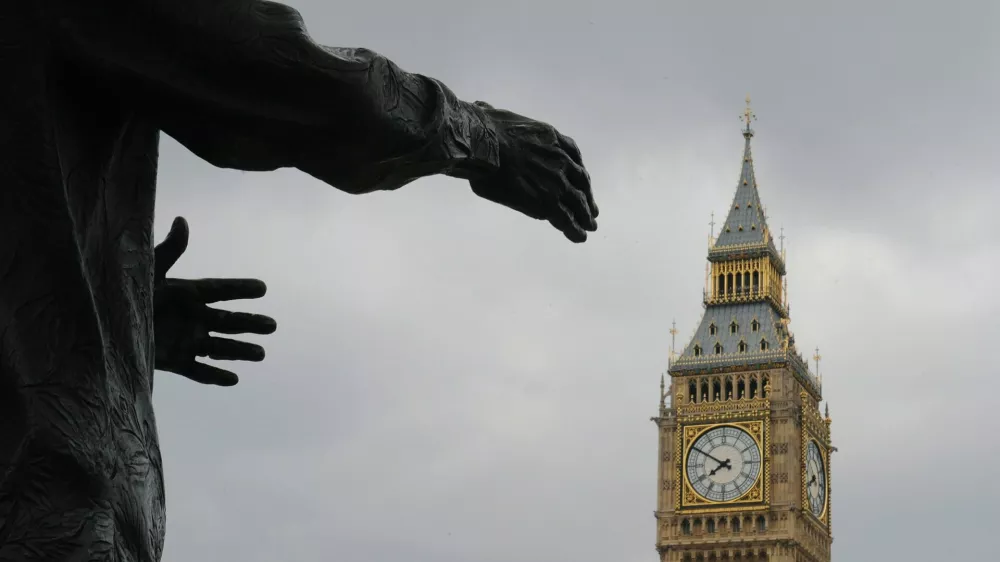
[469,102,599,243]
[153,217,277,386]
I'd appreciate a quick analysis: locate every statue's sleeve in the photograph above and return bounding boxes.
[55,0,500,193]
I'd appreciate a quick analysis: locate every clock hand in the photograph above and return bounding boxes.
[692,446,729,467]
[708,459,732,476]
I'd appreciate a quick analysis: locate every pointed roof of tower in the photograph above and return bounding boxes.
[667,99,820,399]
[709,97,785,273]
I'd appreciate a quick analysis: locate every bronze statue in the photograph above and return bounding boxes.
[0,0,598,560]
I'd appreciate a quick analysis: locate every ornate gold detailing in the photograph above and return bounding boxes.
[800,392,831,444]
[801,432,832,526]
[801,392,832,529]
[674,418,770,514]
[676,396,770,422]
[705,256,786,312]
[743,94,756,130]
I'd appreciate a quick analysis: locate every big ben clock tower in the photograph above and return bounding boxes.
[652,99,834,562]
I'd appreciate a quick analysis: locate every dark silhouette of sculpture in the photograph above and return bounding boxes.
[0,0,597,560]
[154,217,277,386]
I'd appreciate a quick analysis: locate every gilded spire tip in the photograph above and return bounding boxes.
[742,94,756,137]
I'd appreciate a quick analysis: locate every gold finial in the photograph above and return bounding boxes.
[813,346,822,376]
[742,94,757,134]
[668,320,679,367]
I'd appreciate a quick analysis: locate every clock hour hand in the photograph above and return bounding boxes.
[692,447,732,475]
[709,459,733,476]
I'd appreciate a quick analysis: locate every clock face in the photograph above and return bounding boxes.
[685,426,762,502]
[805,440,827,517]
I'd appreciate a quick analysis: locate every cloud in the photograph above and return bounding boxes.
[149,1,999,561]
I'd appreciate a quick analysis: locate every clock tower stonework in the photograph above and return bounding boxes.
[652,102,834,562]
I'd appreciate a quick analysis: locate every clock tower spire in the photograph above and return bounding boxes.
[651,102,834,562]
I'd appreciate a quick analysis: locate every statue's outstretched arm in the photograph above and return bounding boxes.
[54,0,499,194]
[55,0,599,242]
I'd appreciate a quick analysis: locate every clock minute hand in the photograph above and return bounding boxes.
[692,446,728,466]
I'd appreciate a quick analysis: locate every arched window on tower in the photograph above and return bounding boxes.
[718,274,725,298]
[730,321,738,334]
[760,338,769,351]
[714,343,723,355]
[701,380,710,402]
[709,323,718,336]
[761,374,770,398]
[725,378,734,400]
[737,378,746,399]
[735,270,743,294]
[756,515,767,532]
[751,319,760,332]
[743,272,750,294]
[712,379,721,401]
[693,345,702,357]
[731,517,741,532]
[681,519,692,535]
[726,273,734,295]
[738,340,748,353]
[706,518,716,533]
[749,377,758,399]
[752,270,760,293]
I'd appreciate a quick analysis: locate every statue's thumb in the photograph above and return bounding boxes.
[154,217,190,282]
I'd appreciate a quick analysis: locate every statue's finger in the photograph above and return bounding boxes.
[523,159,587,242]
[206,308,277,335]
[549,200,587,243]
[201,337,266,362]
[182,362,240,386]
[191,279,267,303]
[153,217,190,282]
[562,164,596,232]
[557,133,584,168]
[551,141,597,222]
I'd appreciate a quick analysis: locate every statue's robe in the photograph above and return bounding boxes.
[0,1,498,560]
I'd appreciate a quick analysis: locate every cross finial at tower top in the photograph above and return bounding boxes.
[813,346,822,375]
[742,94,756,136]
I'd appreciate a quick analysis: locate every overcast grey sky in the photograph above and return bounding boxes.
[150,1,999,560]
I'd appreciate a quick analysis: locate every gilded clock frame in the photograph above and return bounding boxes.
[800,391,831,527]
[801,431,831,525]
[676,418,770,513]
